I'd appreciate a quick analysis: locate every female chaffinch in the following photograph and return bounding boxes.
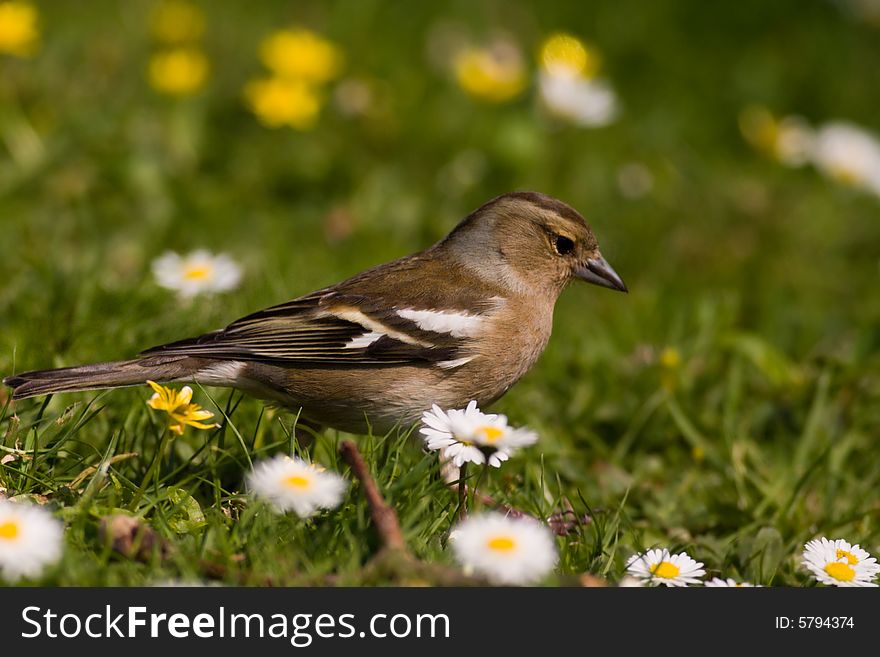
[5,192,626,434]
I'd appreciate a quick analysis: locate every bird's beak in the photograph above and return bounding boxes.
[575,255,628,292]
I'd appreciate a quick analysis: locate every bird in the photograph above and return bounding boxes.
[4,191,627,434]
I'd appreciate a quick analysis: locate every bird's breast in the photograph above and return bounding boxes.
[438,295,554,405]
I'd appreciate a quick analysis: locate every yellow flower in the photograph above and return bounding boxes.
[539,33,601,79]
[0,1,39,58]
[659,346,681,392]
[259,28,343,83]
[148,47,209,96]
[659,347,681,370]
[244,77,321,130]
[150,0,205,44]
[739,105,778,153]
[145,380,219,434]
[454,41,527,103]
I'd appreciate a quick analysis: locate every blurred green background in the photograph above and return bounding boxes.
[2,0,879,356]
[1,0,880,584]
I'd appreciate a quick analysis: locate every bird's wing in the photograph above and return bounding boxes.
[139,289,488,369]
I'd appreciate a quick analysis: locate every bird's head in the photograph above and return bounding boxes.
[441,191,627,297]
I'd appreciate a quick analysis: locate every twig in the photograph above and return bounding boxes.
[339,440,408,553]
[340,441,501,585]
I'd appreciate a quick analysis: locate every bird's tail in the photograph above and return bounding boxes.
[3,356,201,401]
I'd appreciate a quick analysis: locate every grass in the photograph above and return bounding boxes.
[1,0,880,586]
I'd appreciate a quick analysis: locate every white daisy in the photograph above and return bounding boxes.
[811,122,880,197]
[247,455,347,518]
[802,537,879,587]
[0,501,64,582]
[625,548,706,587]
[152,249,242,299]
[450,512,557,585]
[704,577,759,587]
[420,401,538,468]
[538,72,618,127]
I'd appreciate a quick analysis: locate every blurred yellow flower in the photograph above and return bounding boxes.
[148,47,209,96]
[537,33,617,127]
[0,1,39,57]
[150,0,205,44]
[659,346,681,392]
[259,28,343,83]
[146,381,219,435]
[739,105,814,167]
[244,77,321,130]
[539,33,600,79]
[454,41,527,103]
[739,105,778,151]
[659,347,681,370]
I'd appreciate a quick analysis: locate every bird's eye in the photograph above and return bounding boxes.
[554,235,575,255]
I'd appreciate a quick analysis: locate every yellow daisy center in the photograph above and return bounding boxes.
[284,475,311,489]
[650,561,680,579]
[183,264,213,280]
[0,519,20,540]
[836,549,858,565]
[825,561,856,582]
[477,426,505,443]
[487,535,517,552]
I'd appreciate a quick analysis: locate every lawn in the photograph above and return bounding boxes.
[1,0,879,586]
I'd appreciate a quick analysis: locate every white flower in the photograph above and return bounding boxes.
[625,548,706,587]
[248,455,347,518]
[704,577,759,587]
[152,249,242,298]
[450,512,557,585]
[802,537,879,587]
[420,400,538,468]
[811,122,880,197]
[538,72,618,127]
[0,501,64,582]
